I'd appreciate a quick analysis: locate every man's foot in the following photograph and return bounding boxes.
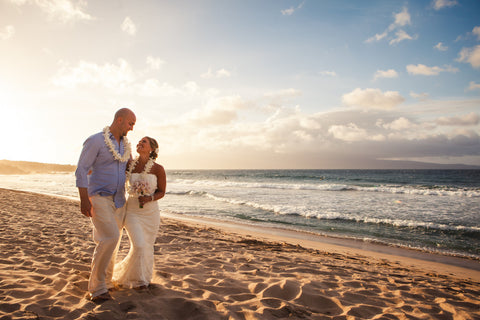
[108,285,120,292]
[89,292,112,303]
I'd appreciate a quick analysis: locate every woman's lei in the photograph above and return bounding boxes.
[126,156,155,183]
[103,126,131,162]
[127,157,155,207]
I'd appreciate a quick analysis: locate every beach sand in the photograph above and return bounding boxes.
[0,188,479,319]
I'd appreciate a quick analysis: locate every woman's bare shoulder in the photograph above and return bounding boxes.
[152,162,165,174]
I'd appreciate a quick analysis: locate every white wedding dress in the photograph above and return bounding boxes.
[113,173,160,288]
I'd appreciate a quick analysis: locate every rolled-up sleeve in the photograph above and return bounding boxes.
[75,134,100,188]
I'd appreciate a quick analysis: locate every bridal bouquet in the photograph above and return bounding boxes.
[129,180,149,208]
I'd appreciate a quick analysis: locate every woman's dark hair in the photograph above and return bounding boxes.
[146,136,159,160]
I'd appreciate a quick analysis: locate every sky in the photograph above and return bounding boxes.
[0,0,479,169]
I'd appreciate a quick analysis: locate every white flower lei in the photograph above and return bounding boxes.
[103,126,131,162]
[126,156,155,183]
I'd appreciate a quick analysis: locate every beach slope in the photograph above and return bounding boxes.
[0,188,479,319]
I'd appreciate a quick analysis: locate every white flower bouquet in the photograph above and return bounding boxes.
[129,180,149,208]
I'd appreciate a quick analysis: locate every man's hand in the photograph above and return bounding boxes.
[78,188,93,217]
[80,198,93,217]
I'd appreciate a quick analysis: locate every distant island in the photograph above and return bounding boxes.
[0,160,76,175]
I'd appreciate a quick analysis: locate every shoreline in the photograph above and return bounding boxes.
[1,172,479,263]
[1,187,479,319]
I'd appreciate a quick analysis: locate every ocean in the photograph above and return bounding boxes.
[1,169,479,259]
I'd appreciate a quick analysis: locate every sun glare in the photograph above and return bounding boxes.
[0,87,31,161]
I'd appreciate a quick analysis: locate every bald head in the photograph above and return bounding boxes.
[110,108,136,139]
[114,108,135,121]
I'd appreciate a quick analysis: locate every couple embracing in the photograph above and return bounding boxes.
[75,108,167,302]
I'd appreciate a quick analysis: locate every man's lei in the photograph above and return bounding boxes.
[103,126,131,162]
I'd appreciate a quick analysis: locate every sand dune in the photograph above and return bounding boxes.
[0,188,479,319]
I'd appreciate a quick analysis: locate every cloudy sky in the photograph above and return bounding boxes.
[1,0,479,169]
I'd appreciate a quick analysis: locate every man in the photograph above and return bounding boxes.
[75,108,136,302]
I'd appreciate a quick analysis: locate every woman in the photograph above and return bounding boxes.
[113,136,166,289]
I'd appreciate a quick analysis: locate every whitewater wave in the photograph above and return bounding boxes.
[169,179,480,197]
[167,190,480,233]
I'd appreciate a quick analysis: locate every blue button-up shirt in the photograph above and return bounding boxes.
[75,131,128,208]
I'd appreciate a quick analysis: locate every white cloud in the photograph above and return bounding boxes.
[155,100,326,155]
[457,45,480,69]
[0,25,15,40]
[264,88,302,98]
[410,92,430,100]
[281,7,295,16]
[135,79,182,97]
[467,81,480,91]
[434,42,448,51]
[373,69,398,80]
[10,0,93,22]
[406,64,459,75]
[51,57,204,99]
[389,30,416,45]
[436,113,480,126]
[260,108,324,150]
[328,123,385,142]
[392,7,411,27]
[40,0,93,22]
[146,56,165,70]
[319,71,337,77]
[148,96,480,168]
[328,123,367,142]
[42,47,54,55]
[201,68,231,79]
[281,1,304,16]
[342,88,405,110]
[135,80,200,97]
[51,59,135,89]
[366,7,416,45]
[432,0,458,10]
[122,17,136,35]
[185,95,247,126]
[473,26,480,41]
[382,117,416,130]
[183,81,199,95]
[453,25,480,44]
[366,31,388,43]
[217,69,231,78]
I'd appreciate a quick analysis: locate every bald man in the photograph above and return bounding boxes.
[75,108,136,302]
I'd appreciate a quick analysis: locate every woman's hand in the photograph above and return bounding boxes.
[138,194,155,207]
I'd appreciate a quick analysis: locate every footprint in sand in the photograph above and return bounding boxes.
[260,279,301,301]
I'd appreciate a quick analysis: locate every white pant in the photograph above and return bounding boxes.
[88,195,125,297]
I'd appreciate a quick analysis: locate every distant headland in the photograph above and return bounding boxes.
[0,159,478,173]
[0,160,76,174]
